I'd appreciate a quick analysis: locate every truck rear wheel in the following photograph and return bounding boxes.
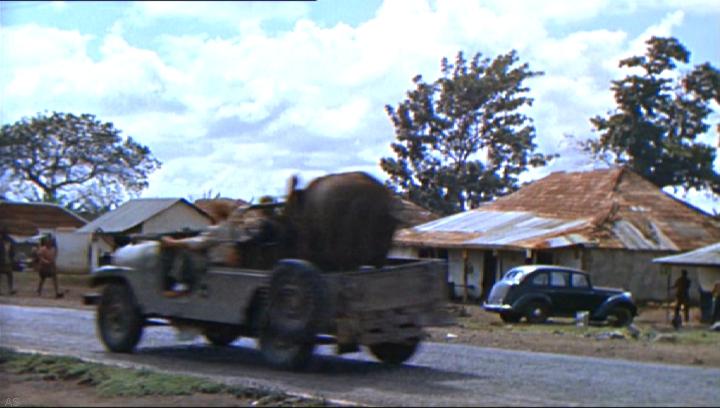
[97,282,144,353]
[203,324,240,346]
[369,338,420,365]
[259,260,326,370]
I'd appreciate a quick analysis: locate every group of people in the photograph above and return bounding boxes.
[0,226,63,298]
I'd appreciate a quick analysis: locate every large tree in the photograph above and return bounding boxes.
[381,51,553,215]
[586,36,720,194]
[0,112,161,213]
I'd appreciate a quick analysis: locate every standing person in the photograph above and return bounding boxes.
[711,279,720,324]
[36,234,63,298]
[672,269,691,323]
[0,226,17,295]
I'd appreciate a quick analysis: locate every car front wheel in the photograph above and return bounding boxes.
[606,305,634,327]
[500,311,521,323]
[525,301,549,324]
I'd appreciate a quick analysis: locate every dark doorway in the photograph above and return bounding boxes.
[536,251,554,265]
[481,250,498,301]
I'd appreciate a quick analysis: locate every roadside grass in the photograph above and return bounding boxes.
[457,315,720,346]
[0,347,332,406]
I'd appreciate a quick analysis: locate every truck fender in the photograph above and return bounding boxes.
[512,293,552,312]
[89,266,134,288]
[85,266,136,306]
[593,294,637,320]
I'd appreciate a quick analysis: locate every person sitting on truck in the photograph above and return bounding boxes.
[159,196,281,294]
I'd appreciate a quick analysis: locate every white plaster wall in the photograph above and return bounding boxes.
[555,248,583,269]
[448,249,483,299]
[497,251,526,277]
[54,229,89,274]
[88,236,114,273]
[142,203,211,234]
[585,249,683,302]
[697,266,720,292]
[388,246,418,259]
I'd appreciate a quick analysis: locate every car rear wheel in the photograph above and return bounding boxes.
[525,301,549,324]
[606,305,633,327]
[97,283,144,353]
[500,311,521,323]
[368,337,420,365]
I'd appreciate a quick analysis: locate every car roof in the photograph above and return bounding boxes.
[506,264,587,276]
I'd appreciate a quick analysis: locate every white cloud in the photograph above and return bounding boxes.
[1,0,717,212]
[124,1,309,30]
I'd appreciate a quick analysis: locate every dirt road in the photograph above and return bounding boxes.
[2,304,719,406]
[2,271,719,368]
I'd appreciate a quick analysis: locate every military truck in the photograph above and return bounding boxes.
[87,235,452,370]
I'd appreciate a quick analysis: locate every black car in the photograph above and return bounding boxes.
[483,265,637,326]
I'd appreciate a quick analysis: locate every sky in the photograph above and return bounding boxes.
[1,0,719,213]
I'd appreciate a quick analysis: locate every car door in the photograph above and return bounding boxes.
[548,270,573,316]
[565,272,598,312]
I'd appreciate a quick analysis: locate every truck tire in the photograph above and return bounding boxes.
[606,305,634,327]
[259,260,326,370]
[204,324,240,346]
[97,282,144,353]
[369,338,420,365]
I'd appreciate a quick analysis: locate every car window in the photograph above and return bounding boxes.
[550,271,570,287]
[572,273,589,288]
[531,272,548,286]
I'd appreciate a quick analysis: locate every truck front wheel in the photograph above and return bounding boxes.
[97,283,144,353]
[369,338,420,365]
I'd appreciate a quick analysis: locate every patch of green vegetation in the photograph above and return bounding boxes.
[0,348,333,406]
[459,317,720,346]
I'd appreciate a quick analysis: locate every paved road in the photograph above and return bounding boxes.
[1,304,718,406]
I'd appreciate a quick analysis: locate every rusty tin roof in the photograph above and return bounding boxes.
[394,168,720,252]
[0,200,87,236]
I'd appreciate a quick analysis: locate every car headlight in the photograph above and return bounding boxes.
[623,291,632,299]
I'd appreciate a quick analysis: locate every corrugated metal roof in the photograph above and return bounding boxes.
[396,210,593,250]
[653,242,720,266]
[0,201,87,236]
[394,168,720,251]
[78,198,207,234]
[395,199,440,228]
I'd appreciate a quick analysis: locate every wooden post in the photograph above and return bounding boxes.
[666,266,672,323]
[462,249,469,304]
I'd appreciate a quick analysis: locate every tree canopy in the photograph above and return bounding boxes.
[586,36,720,195]
[0,112,161,214]
[381,50,553,215]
